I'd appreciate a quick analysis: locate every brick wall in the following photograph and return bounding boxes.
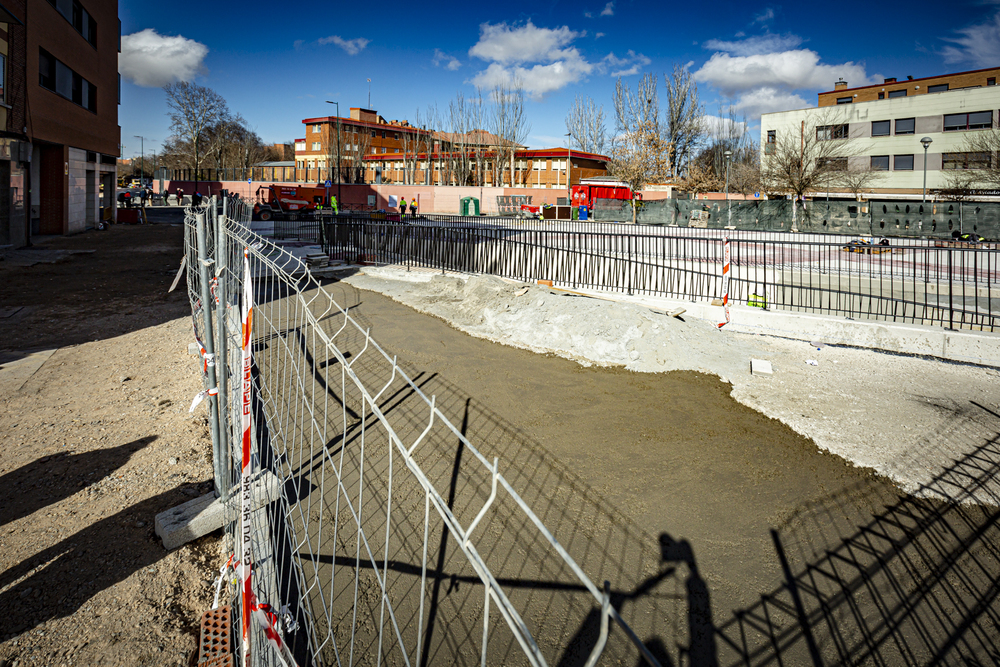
[820,67,1000,106]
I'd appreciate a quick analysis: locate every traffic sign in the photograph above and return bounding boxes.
[248,178,252,184]
[324,180,333,188]
[754,191,760,198]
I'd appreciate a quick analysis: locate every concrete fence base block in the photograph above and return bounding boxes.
[751,359,774,376]
[154,471,281,550]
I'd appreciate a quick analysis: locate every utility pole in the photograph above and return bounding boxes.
[724,149,732,226]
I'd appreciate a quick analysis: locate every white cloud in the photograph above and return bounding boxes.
[584,11,593,18]
[469,20,580,65]
[753,8,775,24]
[469,20,596,98]
[432,48,461,71]
[119,29,208,87]
[700,114,750,138]
[595,32,605,39]
[731,87,809,119]
[600,2,615,16]
[603,50,651,77]
[318,35,370,55]
[694,50,875,97]
[702,33,803,57]
[940,11,1000,68]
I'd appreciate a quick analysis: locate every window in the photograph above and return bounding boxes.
[371,147,377,153]
[38,48,96,112]
[894,154,914,170]
[871,155,889,171]
[895,118,915,135]
[878,92,885,99]
[381,130,386,139]
[371,130,376,137]
[766,130,775,144]
[381,147,386,153]
[928,83,949,93]
[47,0,96,46]
[295,141,305,151]
[888,89,906,98]
[816,157,848,171]
[837,96,853,104]
[533,160,545,171]
[872,120,890,137]
[816,124,848,141]
[312,125,320,133]
[942,152,992,170]
[943,111,993,131]
[307,160,314,169]
[988,78,996,86]
[311,142,320,151]
[765,130,775,154]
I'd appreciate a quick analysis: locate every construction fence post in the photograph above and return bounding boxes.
[214,197,231,500]
[196,209,226,499]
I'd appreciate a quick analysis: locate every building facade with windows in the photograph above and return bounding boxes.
[361,148,609,188]
[294,107,431,184]
[761,76,1000,197]
[28,0,119,236]
[819,67,999,106]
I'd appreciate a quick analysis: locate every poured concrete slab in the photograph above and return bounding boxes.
[0,349,57,398]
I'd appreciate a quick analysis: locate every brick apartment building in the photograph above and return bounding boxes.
[820,67,999,106]
[28,0,120,239]
[294,107,431,183]
[0,0,29,246]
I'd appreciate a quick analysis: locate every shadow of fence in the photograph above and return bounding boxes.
[716,400,1000,666]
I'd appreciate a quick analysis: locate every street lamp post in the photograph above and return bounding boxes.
[920,136,933,204]
[133,135,144,185]
[724,149,732,227]
[325,101,342,208]
[565,132,572,208]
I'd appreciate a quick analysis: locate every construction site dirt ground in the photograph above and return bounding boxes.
[1,223,999,665]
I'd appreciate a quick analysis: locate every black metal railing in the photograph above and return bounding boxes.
[321,219,1000,332]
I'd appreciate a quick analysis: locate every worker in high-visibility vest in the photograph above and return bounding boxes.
[409,198,417,216]
[330,195,339,215]
[399,197,407,218]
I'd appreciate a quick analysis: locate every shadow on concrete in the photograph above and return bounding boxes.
[714,400,1000,666]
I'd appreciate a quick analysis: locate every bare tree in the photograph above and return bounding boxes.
[942,129,1000,194]
[608,75,669,224]
[836,166,885,199]
[663,64,703,178]
[489,78,530,186]
[163,82,229,191]
[446,92,474,186]
[761,111,869,228]
[565,95,607,154]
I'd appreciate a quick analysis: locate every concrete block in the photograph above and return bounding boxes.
[751,359,773,376]
[155,471,281,550]
[188,342,201,355]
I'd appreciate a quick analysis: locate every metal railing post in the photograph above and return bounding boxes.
[214,197,231,500]
[196,210,225,499]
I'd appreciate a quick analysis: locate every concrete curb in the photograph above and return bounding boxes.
[569,289,1000,368]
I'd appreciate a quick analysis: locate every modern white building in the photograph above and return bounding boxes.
[760,71,1000,197]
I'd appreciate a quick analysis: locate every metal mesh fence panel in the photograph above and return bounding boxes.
[185,197,675,667]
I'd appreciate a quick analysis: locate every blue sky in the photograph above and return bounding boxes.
[117,0,1000,159]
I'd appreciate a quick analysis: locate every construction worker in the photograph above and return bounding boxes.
[409,198,417,216]
[330,195,339,215]
[399,197,407,218]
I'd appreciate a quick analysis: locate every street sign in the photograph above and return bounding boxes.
[324,180,332,188]
[754,191,760,198]
[248,178,252,184]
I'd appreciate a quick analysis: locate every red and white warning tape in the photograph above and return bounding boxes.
[239,248,254,667]
[718,237,731,329]
[189,386,218,413]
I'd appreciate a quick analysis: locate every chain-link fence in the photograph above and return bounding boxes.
[185,197,675,667]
